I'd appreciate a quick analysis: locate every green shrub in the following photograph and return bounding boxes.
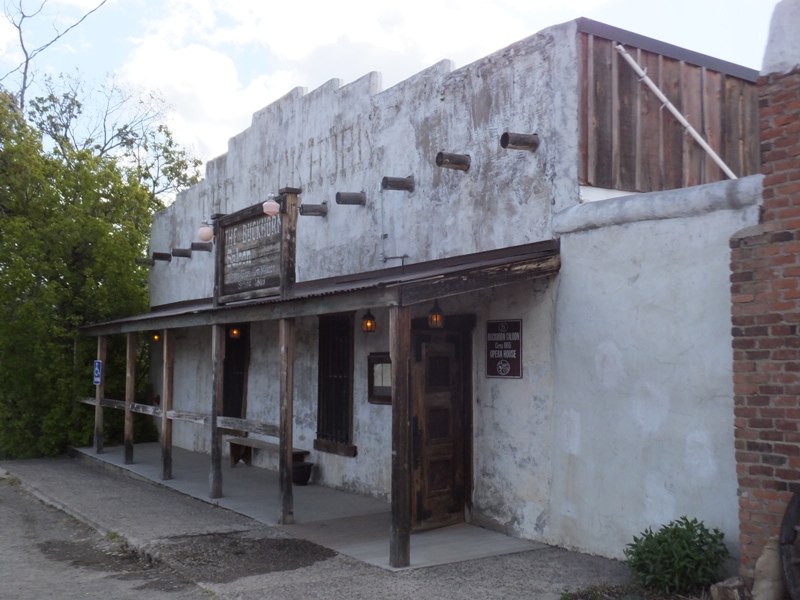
[623,516,729,594]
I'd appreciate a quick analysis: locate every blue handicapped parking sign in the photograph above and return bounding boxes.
[93,360,103,385]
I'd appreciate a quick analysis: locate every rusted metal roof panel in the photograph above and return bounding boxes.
[82,240,560,336]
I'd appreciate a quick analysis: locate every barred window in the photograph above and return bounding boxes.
[315,314,355,454]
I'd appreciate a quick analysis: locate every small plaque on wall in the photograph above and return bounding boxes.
[486,320,522,378]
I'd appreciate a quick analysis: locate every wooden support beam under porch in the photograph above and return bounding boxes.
[209,324,225,499]
[124,332,136,465]
[389,305,412,568]
[278,317,296,525]
[161,329,174,480]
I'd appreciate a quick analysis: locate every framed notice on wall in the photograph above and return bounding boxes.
[486,320,522,378]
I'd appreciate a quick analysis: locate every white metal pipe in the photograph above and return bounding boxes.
[615,44,738,180]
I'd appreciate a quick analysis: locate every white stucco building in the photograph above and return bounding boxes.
[85,17,763,566]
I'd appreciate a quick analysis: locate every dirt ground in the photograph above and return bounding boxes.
[159,530,336,583]
[0,479,202,599]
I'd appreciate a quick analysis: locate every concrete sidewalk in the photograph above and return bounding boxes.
[0,447,631,599]
[58,442,542,570]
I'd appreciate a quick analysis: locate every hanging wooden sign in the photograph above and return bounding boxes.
[216,203,282,304]
[486,320,522,378]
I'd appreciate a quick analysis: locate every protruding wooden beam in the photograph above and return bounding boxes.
[135,257,156,267]
[152,252,172,262]
[161,329,174,480]
[435,152,471,171]
[298,203,328,217]
[335,192,367,206]
[93,336,107,454]
[389,305,412,568]
[500,132,540,152]
[209,324,225,499]
[191,242,214,252]
[381,176,415,192]
[171,248,193,258]
[279,317,296,525]
[124,332,137,464]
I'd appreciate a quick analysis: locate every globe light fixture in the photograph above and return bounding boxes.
[197,220,214,242]
[263,199,281,216]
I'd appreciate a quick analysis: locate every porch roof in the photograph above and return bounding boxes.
[83,239,560,336]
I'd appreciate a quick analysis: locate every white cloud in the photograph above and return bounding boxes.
[116,0,776,164]
[0,0,779,169]
[0,18,21,64]
[55,0,117,10]
[120,31,300,161]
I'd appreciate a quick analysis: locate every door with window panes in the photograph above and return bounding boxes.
[411,330,466,531]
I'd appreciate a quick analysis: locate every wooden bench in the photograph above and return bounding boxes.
[225,436,310,468]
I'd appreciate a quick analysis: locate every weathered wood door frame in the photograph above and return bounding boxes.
[410,315,474,531]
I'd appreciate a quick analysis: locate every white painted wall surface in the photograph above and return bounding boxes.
[147,20,580,307]
[149,327,214,453]
[469,279,557,538]
[237,315,396,495]
[545,178,760,559]
[149,196,216,305]
[761,0,800,75]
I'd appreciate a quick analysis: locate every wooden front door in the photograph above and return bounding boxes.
[411,330,466,531]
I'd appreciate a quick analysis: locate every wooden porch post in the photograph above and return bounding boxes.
[279,317,296,525]
[161,329,174,480]
[93,335,107,454]
[209,324,225,498]
[124,332,137,464]
[389,305,411,568]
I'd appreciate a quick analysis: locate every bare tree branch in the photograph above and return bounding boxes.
[27,74,201,205]
[1,0,108,111]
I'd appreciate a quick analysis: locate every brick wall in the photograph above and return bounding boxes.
[731,65,800,578]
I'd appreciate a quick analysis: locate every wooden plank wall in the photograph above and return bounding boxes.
[579,33,759,192]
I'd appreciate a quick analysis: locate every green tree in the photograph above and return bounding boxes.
[28,74,201,209]
[0,90,144,456]
[0,78,199,458]
[0,2,200,458]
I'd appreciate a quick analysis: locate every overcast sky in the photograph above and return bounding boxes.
[0,0,781,165]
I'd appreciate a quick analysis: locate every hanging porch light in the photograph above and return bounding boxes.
[428,301,444,329]
[361,310,377,333]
